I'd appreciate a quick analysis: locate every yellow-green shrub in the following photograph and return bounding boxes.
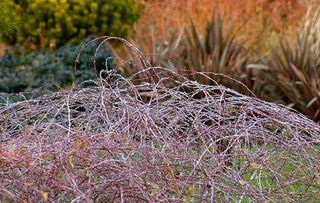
[0,1,20,37]
[3,0,141,48]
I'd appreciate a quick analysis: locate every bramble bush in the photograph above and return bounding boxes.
[1,0,141,48]
[0,65,319,202]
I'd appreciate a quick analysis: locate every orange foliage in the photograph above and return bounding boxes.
[134,0,307,51]
[0,44,5,56]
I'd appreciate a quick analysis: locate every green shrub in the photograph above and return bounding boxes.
[0,36,115,93]
[0,1,20,38]
[2,0,141,48]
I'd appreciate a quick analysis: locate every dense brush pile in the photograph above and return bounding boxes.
[0,40,319,202]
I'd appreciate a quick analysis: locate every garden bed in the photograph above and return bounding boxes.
[1,67,319,202]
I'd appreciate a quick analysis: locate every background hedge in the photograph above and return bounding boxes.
[0,36,114,93]
[1,0,141,48]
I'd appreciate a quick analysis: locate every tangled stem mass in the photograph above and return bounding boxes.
[0,39,319,202]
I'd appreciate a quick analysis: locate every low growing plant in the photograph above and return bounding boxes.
[0,37,114,93]
[0,65,319,202]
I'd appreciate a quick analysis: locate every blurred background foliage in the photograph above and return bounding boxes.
[1,0,141,48]
[134,0,306,55]
[1,0,320,122]
[258,5,320,121]
[0,1,20,38]
[0,36,114,93]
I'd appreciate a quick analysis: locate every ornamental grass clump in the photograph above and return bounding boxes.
[123,15,257,95]
[260,5,320,121]
[0,38,319,202]
[180,16,248,85]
